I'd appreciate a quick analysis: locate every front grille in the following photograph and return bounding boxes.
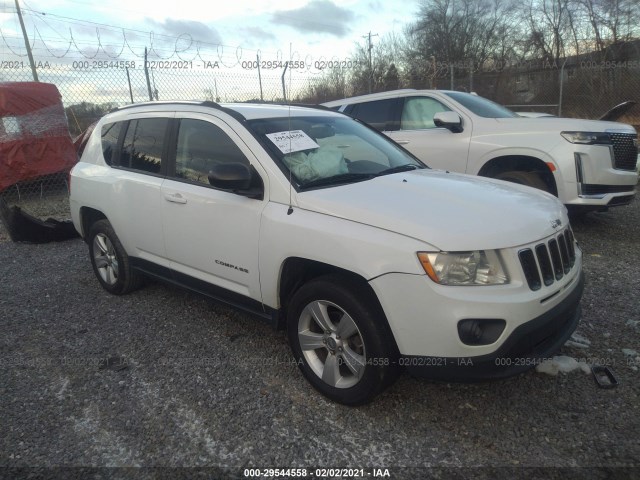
[610,133,638,171]
[519,228,577,291]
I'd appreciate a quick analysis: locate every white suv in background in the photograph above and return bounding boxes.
[324,90,638,213]
[70,101,584,405]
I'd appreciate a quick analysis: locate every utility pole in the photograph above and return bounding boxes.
[14,0,38,81]
[144,47,153,101]
[363,31,378,93]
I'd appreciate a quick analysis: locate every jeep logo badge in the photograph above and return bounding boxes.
[550,219,562,229]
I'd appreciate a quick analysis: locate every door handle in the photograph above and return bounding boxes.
[164,193,187,204]
[395,140,410,145]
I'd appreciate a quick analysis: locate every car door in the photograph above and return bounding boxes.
[108,115,171,266]
[161,113,268,305]
[384,96,473,174]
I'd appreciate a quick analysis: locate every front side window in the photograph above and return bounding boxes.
[174,119,249,185]
[247,115,425,189]
[400,97,451,130]
[120,118,168,173]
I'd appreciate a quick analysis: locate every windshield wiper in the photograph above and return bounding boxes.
[375,164,422,177]
[300,172,374,190]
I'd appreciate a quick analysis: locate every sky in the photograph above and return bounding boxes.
[0,0,418,68]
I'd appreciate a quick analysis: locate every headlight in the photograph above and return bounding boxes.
[561,131,611,145]
[417,251,508,286]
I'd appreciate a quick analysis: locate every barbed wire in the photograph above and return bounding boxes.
[1,4,362,72]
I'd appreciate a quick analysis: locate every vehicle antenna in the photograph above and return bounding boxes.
[287,43,294,215]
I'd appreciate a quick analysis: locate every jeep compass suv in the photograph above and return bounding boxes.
[70,101,584,405]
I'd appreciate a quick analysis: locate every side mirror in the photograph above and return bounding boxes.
[208,163,263,199]
[433,111,463,133]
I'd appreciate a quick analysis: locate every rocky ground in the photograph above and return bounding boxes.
[0,199,638,480]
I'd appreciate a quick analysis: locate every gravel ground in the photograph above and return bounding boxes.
[0,199,639,480]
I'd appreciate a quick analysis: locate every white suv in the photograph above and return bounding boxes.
[70,101,584,405]
[324,90,638,213]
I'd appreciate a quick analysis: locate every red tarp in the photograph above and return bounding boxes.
[0,82,77,191]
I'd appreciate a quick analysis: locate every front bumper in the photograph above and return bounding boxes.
[561,148,638,207]
[403,272,584,380]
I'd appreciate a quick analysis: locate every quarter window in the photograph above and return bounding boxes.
[401,97,451,130]
[100,122,123,166]
[174,119,249,185]
[121,118,168,174]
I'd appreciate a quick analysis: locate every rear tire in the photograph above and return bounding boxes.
[494,170,549,193]
[88,219,143,295]
[287,274,400,405]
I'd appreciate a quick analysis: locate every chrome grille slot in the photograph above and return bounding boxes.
[518,249,541,291]
[558,233,571,274]
[535,244,554,286]
[566,229,576,266]
[548,239,564,280]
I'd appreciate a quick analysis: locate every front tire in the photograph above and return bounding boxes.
[494,170,549,192]
[88,219,143,295]
[287,275,399,405]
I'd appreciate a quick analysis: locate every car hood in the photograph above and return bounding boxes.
[494,116,636,134]
[296,170,568,251]
[599,101,636,121]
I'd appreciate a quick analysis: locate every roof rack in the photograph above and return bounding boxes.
[114,100,331,122]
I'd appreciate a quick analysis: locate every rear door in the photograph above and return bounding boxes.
[106,115,171,267]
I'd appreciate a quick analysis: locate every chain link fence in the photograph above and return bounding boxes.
[1,45,639,234]
[426,55,640,125]
[0,60,326,231]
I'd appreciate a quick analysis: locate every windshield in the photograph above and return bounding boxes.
[443,92,518,118]
[247,115,425,189]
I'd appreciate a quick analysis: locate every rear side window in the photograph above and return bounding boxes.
[121,118,168,174]
[348,99,397,131]
[174,119,249,186]
[100,122,123,165]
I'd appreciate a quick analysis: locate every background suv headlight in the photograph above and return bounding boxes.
[418,250,508,285]
[561,131,611,145]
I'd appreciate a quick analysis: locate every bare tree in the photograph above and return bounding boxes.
[296,66,350,103]
[575,0,640,49]
[520,0,573,64]
[405,0,521,81]
[348,33,406,95]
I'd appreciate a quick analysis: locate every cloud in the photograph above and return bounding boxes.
[146,18,222,44]
[240,26,276,42]
[271,0,356,37]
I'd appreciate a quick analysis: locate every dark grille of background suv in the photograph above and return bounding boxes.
[610,133,638,171]
[519,228,577,291]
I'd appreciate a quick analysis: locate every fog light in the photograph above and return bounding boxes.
[458,319,506,346]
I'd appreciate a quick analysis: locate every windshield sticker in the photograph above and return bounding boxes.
[266,130,320,154]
